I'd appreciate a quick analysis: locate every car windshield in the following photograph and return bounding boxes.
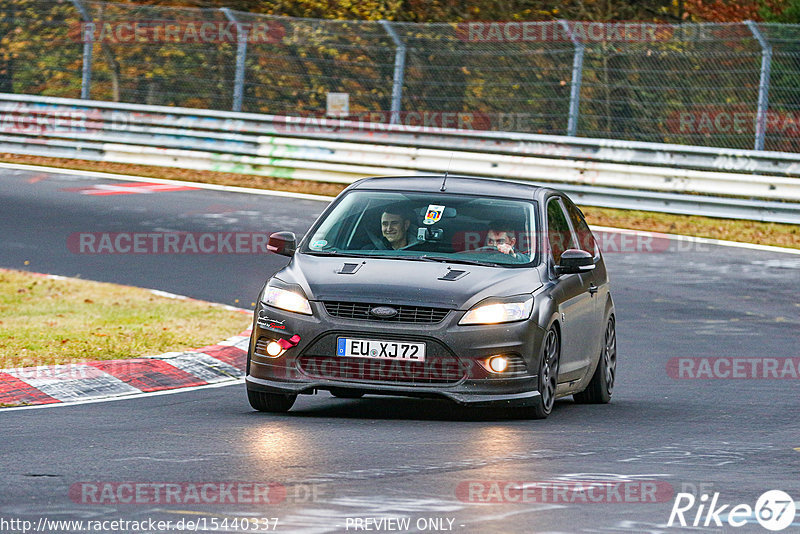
[300,190,538,266]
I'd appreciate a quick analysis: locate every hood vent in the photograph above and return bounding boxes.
[438,269,468,281]
[337,262,363,275]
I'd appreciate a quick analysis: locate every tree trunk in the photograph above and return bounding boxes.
[96,4,121,101]
[0,2,16,92]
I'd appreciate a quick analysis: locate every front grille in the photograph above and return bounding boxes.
[323,301,450,324]
[297,355,466,385]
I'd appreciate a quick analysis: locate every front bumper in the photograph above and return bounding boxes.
[246,300,546,408]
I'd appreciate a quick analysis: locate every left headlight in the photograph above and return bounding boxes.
[261,279,312,315]
[459,295,533,325]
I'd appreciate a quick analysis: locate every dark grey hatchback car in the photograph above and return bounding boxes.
[246,175,616,418]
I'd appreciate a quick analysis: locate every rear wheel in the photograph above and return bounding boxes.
[523,326,560,419]
[247,389,297,413]
[574,314,616,404]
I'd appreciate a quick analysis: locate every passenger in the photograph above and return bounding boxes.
[381,209,411,249]
[361,208,417,251]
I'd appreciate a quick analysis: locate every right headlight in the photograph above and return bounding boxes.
[261,279,312,316]
[459,295,533,325]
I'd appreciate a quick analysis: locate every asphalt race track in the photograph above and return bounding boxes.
[1,166,799,533]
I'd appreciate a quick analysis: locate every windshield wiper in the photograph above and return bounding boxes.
[304,251,373,258]
[304,251,415,260]
[418,255,500,267]
[304,251,502,266]
[302,250,346,257]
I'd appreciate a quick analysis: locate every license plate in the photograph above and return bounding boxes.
[336,337,426,362]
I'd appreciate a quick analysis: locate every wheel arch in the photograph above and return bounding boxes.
[604,293,615,317]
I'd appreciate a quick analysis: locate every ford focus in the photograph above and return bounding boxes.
[246,175,616,418]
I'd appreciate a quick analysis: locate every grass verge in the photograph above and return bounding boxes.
[0,269,251,368]
[2,153,799,250]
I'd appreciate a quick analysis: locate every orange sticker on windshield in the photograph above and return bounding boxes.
[424,205,445,225]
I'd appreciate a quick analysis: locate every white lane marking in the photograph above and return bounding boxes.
[110,456,205,463]
[751,258,800,268]
[0,378,244,412]
[3,160,798,254]
[149,289,188,300]
[149,289,248,313]
[0,161,335,202]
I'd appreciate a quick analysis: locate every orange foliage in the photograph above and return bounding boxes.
[684,0,782,21]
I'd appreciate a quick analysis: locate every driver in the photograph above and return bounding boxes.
[485,222,528,261]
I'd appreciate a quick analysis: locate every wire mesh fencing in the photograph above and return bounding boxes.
[3,0,800,151]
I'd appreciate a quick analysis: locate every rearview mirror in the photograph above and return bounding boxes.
[555,249,595,275]
[267,231,296,257]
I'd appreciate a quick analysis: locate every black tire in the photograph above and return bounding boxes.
[574,314,616,404]
[330,388,365,399]
[523,325,560,419]
[247,389,297,413]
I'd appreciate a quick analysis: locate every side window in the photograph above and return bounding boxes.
[565,200,597,257]
[546,198,577,264]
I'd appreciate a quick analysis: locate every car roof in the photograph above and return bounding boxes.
[349,175,557,201]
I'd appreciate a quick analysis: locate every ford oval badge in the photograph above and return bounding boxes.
[370,306,398,318]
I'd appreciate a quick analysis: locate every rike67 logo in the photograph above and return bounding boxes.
[668,490,796,531]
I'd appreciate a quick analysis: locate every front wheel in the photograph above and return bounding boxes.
[574,314,616,404]
[247,389,297,413]
[522,326,560,419]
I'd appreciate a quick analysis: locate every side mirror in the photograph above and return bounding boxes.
[267,231,296,257]
[555,249,595,275]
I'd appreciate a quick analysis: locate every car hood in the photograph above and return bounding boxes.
[277,253,543,310]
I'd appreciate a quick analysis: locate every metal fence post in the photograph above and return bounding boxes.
[559,20,584,137]
[222,8,247,113]
[380,20,406,125]
[746,21,772,151]
[69,0,93,99]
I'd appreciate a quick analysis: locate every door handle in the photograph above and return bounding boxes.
[589,283,598,295]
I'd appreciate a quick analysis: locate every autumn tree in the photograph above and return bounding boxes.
[759,0,800,21]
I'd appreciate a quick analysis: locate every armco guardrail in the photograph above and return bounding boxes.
[2,93,800,224]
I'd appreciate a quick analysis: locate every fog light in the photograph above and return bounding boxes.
[265,341,284,357]
[488,356,509,373]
